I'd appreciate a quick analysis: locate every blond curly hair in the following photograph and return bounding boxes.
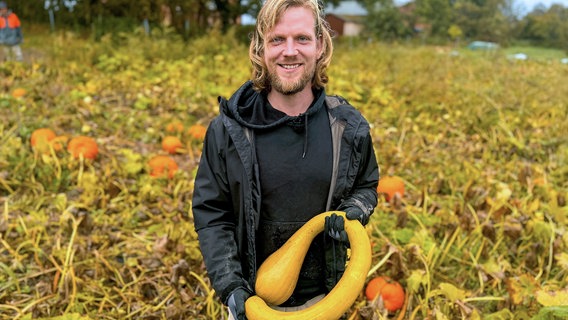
[249,0,334,92]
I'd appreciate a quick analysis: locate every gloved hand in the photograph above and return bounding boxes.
[325,213,348,242]
[345,207,370,226]
[227,287,251,320]
[324,214,348,291]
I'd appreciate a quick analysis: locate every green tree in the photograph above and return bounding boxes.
[452,0,513,43]
[211,0,263,32]
[16,0,265,38]
[359,0,411,40]
[415,0,452,38]
[519,4,568,50]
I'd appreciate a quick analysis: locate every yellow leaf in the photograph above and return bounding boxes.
[555,253,568,271]
[434,309,449,320]
[119,149,144,175]
[495,182,512,202]
[527,198,540,213]
[47,312,92,320]
[407,269,428,293]
[536,289,568,307]
[481,258,508,280]
[438,282,467,302]
[532,220,553,243]
[53,193,68,212]
[506,274,540,305]
[469,309,482,320]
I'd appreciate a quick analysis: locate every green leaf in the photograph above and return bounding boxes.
[532,306,568,320]
[45,313,93,320]
[392,227,414,244]
[531,220,553,244]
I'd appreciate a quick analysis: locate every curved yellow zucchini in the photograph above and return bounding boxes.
[246,211,371,320]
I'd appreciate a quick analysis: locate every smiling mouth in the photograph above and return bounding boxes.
[280,64,301,70]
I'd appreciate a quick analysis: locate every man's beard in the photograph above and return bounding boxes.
[268,65,315,95]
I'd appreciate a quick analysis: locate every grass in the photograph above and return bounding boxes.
[501,45,567,61]
[0,31,567,319]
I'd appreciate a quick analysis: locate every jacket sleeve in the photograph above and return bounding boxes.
[337,132,379,216]
[192,120,251,304]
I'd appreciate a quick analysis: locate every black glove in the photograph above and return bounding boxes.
[227,287,251,320]
[324,213,348,292]
[345,207,370,226]
[325,213,348,242]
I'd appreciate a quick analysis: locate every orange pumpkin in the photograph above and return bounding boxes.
[365,276,405,312]
[67,136,99,159]
[377,176,405,202]
[148,155,178,179]
[365,276,387,301]
[162,136,183,154]
[187,124,207,141]
[166,121,184,133]
[31,128,57,148]
[12,88,27,98]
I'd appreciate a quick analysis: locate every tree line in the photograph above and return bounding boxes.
[10,0,568,50]
[362,0,568,51]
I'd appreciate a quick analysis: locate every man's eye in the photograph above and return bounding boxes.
[270,37,284,44]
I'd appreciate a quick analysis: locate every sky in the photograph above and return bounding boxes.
[521,0,568,9]
[515,0,568,15]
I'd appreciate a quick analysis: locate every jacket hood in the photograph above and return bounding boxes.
[220,81,326,132]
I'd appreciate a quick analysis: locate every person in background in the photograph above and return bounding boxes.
[0,1,23,62]
[191,0,379,319]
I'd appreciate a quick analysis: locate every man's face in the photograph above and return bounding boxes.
[0,8,7,15]
[263,6,323,96]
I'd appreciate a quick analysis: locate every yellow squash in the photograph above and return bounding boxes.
[245,211,371,320]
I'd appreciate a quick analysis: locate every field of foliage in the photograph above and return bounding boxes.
[1,29,567,319]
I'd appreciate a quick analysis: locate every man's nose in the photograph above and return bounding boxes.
[283,39,298,56]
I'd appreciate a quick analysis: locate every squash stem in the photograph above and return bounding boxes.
[367,245,396,278]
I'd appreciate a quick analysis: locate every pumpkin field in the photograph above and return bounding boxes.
[1,29,567,319]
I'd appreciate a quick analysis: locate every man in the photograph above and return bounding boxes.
[0,1,23,62]
[191,0,379,318]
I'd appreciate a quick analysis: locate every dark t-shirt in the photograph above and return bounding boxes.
[255,99,333,306]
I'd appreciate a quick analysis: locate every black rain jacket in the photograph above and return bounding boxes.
[192,81,379,304]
